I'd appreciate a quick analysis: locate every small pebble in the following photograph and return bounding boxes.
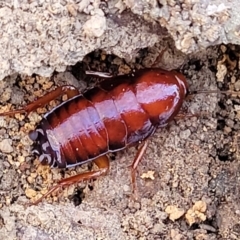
[165,205,185,221]
[25,188,37,198]
[179,129,191,139]
[0,139,13,153]
[234,80,240,91]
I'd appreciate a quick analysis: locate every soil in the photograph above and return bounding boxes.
[0,44,239,240]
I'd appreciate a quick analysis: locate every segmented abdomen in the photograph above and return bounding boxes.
[43,69,185,167]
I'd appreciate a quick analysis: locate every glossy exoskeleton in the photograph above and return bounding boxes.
[0,68,188,204]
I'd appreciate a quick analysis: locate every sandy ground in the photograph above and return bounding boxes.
[0,1,238,80]
[0,44,239,239]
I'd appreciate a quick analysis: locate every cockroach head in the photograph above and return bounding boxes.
[29,125,57,167]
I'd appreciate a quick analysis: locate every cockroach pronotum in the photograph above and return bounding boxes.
[0,68,188,205]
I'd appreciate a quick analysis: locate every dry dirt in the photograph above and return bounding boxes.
[0,44,239,240]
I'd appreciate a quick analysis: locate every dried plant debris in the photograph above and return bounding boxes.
[0,46,239,239]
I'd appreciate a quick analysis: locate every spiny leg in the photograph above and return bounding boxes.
[28,155,110,205]
[85,70,113,78]
[175,111,209,120]
[0,85,79,116]
[181,89,222,118]
[150,48,167,68]
[131,140,149,199]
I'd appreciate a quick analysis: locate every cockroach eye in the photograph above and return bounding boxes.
[29,130,38,141]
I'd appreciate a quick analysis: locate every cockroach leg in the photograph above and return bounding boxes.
[29,155,110,205]
[0,85,79,116]
[175,111,209,120]
[130,140,149,199]
[85,70,113,78]
[151,48,167,68]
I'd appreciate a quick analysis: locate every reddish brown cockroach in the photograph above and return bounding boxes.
[0,68,188,204]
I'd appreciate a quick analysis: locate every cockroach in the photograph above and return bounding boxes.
[0,68,188,205]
